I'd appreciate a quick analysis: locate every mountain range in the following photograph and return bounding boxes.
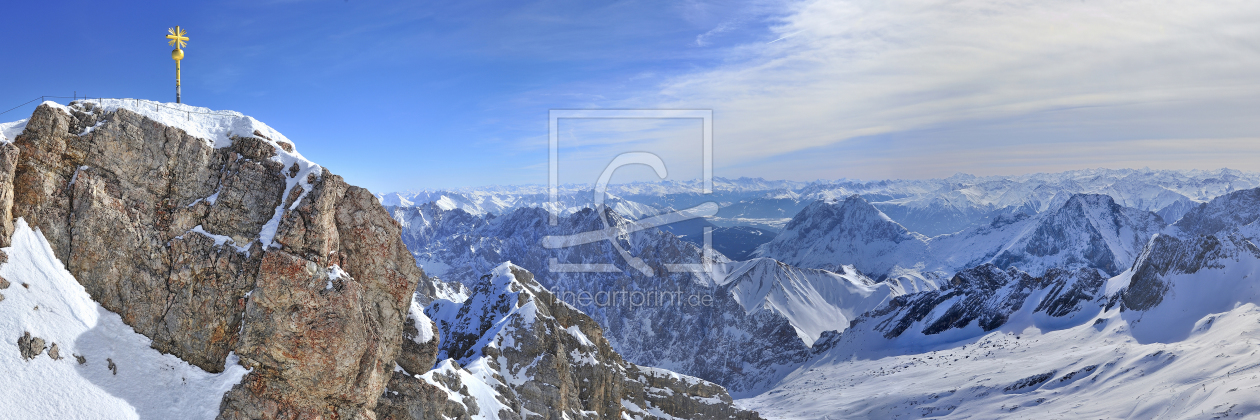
[383,167,1260,418]
[6,98,1260,419]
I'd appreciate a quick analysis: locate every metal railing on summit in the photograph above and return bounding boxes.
[1,94,240,120]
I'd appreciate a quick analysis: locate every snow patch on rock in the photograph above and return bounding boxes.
[409,297,434,344]
[0,118,28,143]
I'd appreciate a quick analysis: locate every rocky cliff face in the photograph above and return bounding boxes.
[4,101,425,419]
[379,263,763,420]
[856,264,1107,341]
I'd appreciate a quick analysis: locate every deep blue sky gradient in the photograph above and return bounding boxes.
[4,0,1260,192]
[1,0,779,191]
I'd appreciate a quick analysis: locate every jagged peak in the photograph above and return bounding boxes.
[1173,186,1260,237]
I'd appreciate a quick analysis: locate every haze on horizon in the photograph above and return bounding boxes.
[2,1,1259,192]
[380,167,1260,196]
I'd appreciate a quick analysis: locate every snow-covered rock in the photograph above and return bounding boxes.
[754,195,931,278]
[936,193,1166,277]
[378,263,762,419]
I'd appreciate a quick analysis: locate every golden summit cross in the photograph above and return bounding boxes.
[166,26,188,49]
[166,26,188,103]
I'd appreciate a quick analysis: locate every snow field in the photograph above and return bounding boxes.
[0,219,249,420]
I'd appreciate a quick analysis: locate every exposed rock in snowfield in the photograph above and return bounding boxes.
[17,331,46,360]
[859,264,1107,341]
[3,100,425,419]
[378,263,763,419]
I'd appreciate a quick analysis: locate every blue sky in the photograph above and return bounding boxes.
[3,0,1260,193]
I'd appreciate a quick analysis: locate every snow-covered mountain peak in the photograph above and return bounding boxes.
[776,195,923,246]
[755,195,931,277]
[1173,187,1260,237]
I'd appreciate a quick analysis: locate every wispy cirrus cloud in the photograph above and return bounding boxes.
[630,0,1260,180]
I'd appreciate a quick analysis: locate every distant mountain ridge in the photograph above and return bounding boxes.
[380,168,1260,236]
[757,193,1166,281]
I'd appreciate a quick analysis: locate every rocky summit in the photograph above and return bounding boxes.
[0,100,415,418]
[0,100,757,419]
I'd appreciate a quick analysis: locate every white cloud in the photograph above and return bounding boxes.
[642,0,1260,178]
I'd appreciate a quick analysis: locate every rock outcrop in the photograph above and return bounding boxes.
[860,264,1107,340]
[1120,233,1256,312]
[378,263,763,420]
[3,101,425,419]
[17,331,45,360]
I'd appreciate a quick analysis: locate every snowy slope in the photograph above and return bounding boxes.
[0,118,27,142]
[742,260,1260,418]
[716,259,901,346]
[741,303,1260,419]
[0,219,248,419]
[740,191,1260,418]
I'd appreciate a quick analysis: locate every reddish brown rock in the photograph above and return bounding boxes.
[2,102,427,419]
[220,251,388,419]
